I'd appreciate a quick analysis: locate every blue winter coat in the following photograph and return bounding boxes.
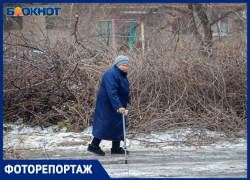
[92,65,130,141]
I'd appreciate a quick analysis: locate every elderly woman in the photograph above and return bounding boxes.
[87,55,130,156]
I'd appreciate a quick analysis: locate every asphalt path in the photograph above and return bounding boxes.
[23,143,247,178]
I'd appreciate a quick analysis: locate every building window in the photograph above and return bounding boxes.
[211,13,229,36]
[233,11,247,30]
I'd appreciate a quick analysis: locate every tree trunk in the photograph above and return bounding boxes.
[188,3,213,57]
[193,3,213,57]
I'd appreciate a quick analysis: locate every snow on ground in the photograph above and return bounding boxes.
[3,124,247,178]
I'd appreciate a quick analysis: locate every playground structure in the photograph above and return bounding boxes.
[99,19,145,54]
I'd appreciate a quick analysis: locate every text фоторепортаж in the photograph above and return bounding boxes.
[4,164,92,174]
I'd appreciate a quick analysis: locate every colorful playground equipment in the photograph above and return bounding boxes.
[99,19,145,54]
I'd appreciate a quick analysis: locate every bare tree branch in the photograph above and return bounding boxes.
[210,7,244,26]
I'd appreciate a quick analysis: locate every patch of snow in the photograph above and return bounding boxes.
[48,127,54,134]
[60,127,67,133]
[81,126,93,134]
[9,130,20,135]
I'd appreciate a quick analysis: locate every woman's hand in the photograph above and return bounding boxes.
[118,107,126,115]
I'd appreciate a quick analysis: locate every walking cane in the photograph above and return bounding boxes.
[123,110,128,164]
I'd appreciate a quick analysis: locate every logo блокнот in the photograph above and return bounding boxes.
[6,7,61,16]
